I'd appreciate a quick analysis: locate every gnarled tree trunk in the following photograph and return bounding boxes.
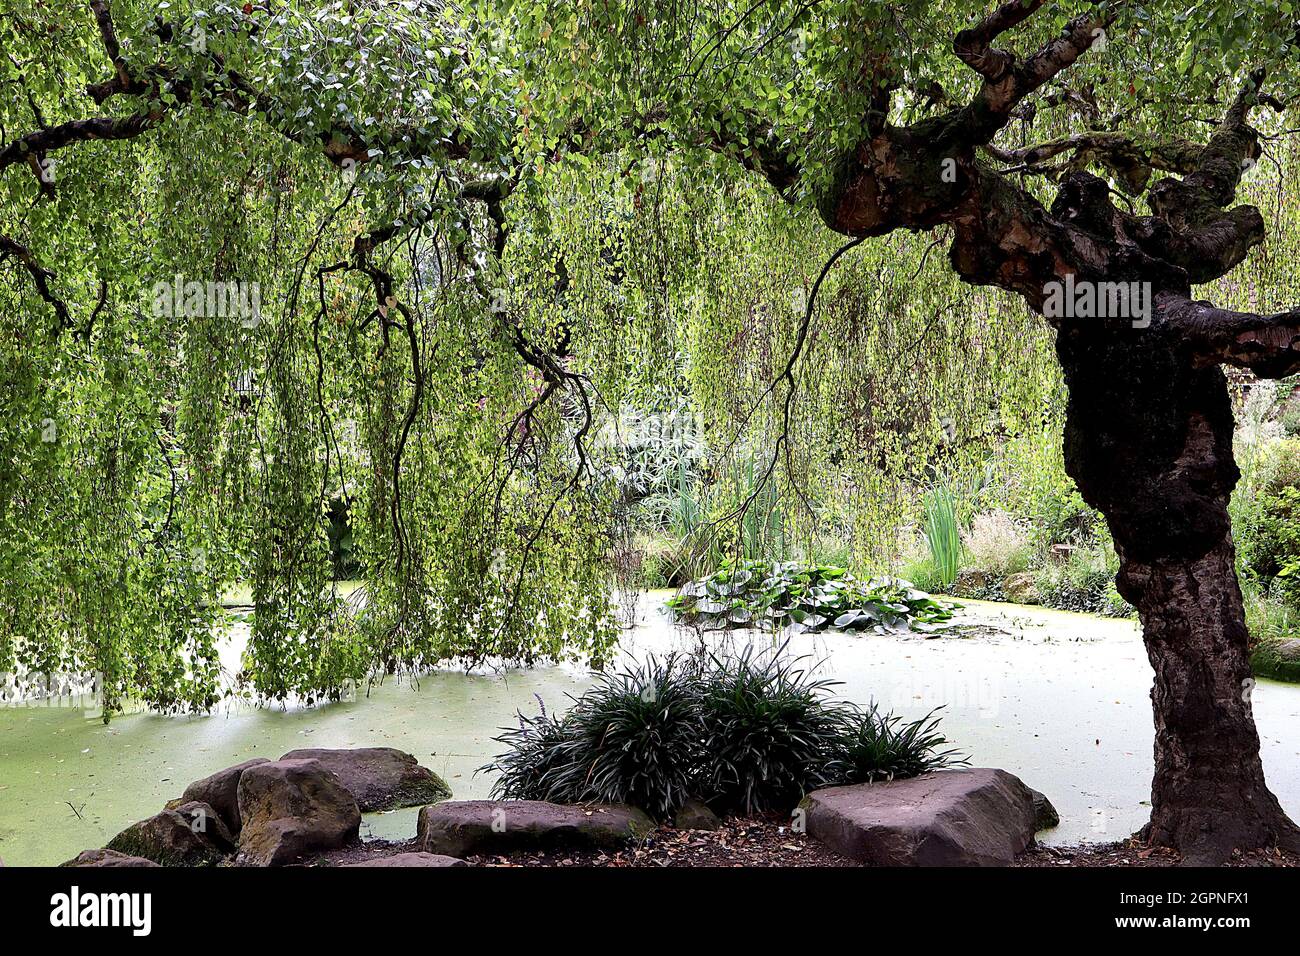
[1057,324,1300,862]
[782,1,1300,862]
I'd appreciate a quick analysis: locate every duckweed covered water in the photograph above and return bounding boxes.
[2,595,1298,866]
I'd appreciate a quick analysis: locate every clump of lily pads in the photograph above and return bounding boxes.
[665,560,955,634]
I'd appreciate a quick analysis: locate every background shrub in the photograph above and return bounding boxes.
[1032,547,1128,616]
[1240,440,1300,607]
[961,510,1031,577]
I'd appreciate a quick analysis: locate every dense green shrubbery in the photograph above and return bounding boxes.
[1244,583,1300,683]
[484,648,963,818]
[1240,440,1300,607]
[665,560,954,634]
[1032,548,1131,617]
[1234,437,1300,681]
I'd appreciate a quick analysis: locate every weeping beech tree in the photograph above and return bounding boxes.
[3,0,1300,862]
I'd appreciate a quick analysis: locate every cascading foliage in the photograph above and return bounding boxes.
[7,0,1300,717]
[0,0,625,712]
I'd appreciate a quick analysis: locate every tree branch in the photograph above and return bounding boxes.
[1161,293,1300,379]
[1141,69,1268,282]
[953,0,1049,81]
[983,130,1202,194]
[956,2,1117,145]
[88,0,132,88]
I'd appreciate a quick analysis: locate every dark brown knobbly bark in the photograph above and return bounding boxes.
[1057,324,1300,863]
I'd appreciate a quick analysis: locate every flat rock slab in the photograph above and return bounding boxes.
[280,747,451,812]
[61,849,161,868]
[803,768,1038,866]
[417,801,652,857]
[237,759,361,866]
[342,852,467,867]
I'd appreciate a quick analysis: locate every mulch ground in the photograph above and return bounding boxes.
[466,814,855,867]
[1014,838,1300,867]
[314,823,1300,868]
[310,815,854,867]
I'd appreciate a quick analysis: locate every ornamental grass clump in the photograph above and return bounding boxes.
[485,646,965,819]
[693,644,849,813]
[486,655,704,818]
[826,704,966,784]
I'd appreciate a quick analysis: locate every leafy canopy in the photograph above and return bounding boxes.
[3,1,1299,713]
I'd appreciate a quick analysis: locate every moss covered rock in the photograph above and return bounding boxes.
[105,803,229,866]
[1002,571,1041,605]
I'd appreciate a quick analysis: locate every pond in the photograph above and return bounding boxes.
[2,594,1298,866]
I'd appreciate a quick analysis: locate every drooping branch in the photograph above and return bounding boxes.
[459,175,517,258]
[0,233,72,332]
[88,0,132,88]
[0,112,160,172]
[2,3,473,181]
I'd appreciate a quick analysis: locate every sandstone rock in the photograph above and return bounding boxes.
[343,852,467,867]
[279,747,451,812]
[673,798,722,831]
[105,803,229,866]
[170,757,269,834]
[1002,571,1041,605]
[61,848,161,868]
[802,768,1037,866]
[236,758,361,866]
[417,800,652,857]
[1028,787,1060,830]
[1276,638,1300,660]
